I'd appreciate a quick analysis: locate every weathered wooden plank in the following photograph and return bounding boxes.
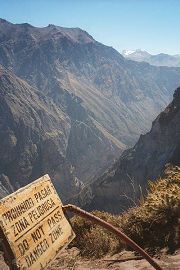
[0,174,75,270]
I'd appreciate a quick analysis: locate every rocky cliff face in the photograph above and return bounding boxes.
[77,87,180,213]
[0,66,120,199]
[1,19,180,147]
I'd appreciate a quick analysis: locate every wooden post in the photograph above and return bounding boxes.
[63,204,163,270]
[0,228,19,270]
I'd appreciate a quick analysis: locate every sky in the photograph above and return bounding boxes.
[0,0,180,55]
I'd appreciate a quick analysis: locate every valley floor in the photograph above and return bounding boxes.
[1,248,179,270]
[48,248,180,270]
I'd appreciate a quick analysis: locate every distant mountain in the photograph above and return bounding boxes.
[1,19,180,200]
[75,87,180,213]
[122,49,180,67]
[122,49,151,60]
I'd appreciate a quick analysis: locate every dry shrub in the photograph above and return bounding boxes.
[71,211,123,258]
[71,165,180,258]
[121,165,180,253]
[79,227,115,258]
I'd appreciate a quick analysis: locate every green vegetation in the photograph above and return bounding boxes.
[71,165,180,258]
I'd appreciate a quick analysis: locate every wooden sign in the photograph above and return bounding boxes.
[0,174,75,270]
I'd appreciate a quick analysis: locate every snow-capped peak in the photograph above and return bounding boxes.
[122,49,136,56]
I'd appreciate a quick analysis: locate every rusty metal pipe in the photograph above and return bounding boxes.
[63,204,163,270]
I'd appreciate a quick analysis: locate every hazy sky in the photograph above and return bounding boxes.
[0,0,180,55]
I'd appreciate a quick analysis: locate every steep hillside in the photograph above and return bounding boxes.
[1,19,180,147]
[0,66,120,199]
[76,87,180,213]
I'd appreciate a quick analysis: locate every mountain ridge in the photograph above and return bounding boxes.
[0,18,95,44]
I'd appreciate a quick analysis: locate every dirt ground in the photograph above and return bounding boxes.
[1,248,180,270]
